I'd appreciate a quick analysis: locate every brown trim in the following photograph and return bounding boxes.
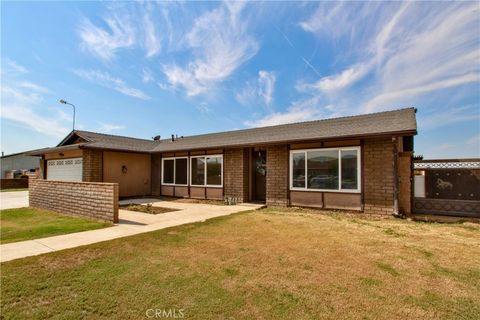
[360,139,365,210]
[286,144,291,206]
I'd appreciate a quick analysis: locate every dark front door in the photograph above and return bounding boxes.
[253,150,267,201]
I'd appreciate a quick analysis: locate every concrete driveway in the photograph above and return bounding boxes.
[0,198,264,262]
[0,191,28,210]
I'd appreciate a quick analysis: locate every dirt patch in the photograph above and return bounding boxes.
[120,204,179,215]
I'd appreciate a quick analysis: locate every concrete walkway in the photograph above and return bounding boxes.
[0,199,264,263]
[0,191,29,210]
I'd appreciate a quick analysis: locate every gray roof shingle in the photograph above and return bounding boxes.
[151,107,417,152]
[30,107,417,155]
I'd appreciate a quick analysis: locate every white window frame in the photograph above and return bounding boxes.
[161,156,189,186]
[189,155,223,188]
[289,146,361,193]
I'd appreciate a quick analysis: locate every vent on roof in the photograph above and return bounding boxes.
[152,135,161,141]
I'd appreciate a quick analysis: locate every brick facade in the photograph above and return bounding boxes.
[398,151,413,216]
[224,148,249,202]
[83,149,103,182]
[29,179,119,222]
[266,145,289,206]
[363,138,395,215]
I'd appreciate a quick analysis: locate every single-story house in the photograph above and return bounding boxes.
[29,107,417,216]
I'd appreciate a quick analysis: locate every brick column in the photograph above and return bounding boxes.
[224,148,249,202]
[83,149,103,182]
[363,138,395,215]
[266,145,288,206]
[398,151,413,216]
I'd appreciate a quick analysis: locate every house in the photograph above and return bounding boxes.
[28,107,417,216]
[0,152,41,178]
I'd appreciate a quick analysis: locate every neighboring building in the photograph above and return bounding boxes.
[0,152,41,178]
[29,107,417,216]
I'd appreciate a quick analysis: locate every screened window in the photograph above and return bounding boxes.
[191,155,223,187]
[191,157,205,185]
[162,157,188,185]
[175,158,188,185]
[290,147,360,192]
[162,159,174,184]
[292,153,305,188]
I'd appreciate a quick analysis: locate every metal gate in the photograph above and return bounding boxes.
[413,159,480,218]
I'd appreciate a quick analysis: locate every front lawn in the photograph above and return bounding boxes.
[1,208,479,319]
[0,207,112,244]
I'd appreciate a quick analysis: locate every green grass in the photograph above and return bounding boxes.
[1,208,479,319]
[0,207,112,244]
[0,188,28,192]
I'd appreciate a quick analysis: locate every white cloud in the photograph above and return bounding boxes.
[162,2,258,96]
[78,14,136,60]
[74,69,150,100]
[258,71,275,106]
[298,2,480,114]
[196,102,211,113]
[420,105,480,130]
[236,70,276,107]
[2,58,28,74]
[97,121,126,133]
[142,68,154,83]
[143,6,161,57]
[244,97,329,127]
[1,84,69,138]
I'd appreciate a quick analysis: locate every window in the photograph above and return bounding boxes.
[162,157,188,185]
[290,147,360,192]
[190,155,223,187]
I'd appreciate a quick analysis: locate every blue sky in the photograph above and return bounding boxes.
[1,1,479,159]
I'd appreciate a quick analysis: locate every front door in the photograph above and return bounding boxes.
[253,150,267,202]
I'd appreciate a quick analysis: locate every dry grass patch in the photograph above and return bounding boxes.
[1,207,479,319]
[120,203,179,215]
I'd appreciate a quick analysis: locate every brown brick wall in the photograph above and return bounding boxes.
[29,179,119,222]
[224,148,249,202]
[266,145,289,206]
[398,151,413,216]
[363,138,395,215]
[82,149,103,182]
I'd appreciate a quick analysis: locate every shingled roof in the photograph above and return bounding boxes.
[151,107,417,152]
[29,107,416,155]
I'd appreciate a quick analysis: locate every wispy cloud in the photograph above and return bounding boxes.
[162,2,258,96]
[237,70,276,107]
[74,69,150,100]
[298,2,480,114]
[2,58,28,74]
[420,105,480,130]
[142,68,154,83]
[143,4,161,57]
[97,121,126,133]
[78,14,135,60]
[1,84,69,138]
[244,96,332,127]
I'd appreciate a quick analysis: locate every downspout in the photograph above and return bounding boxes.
[392,137,401,217]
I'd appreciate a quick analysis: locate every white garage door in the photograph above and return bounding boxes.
[47,158,83,181]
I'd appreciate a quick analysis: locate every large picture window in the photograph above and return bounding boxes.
[162,157,188,185]
[190,155,223,187]
[290,147,360,192]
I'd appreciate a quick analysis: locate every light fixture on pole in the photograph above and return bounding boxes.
[59,99,76,131]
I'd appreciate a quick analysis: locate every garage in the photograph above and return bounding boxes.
[47,158,83,181]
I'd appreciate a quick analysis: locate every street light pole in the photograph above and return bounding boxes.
[59,99,76,131]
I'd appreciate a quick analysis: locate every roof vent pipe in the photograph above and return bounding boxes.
[171,134,175,142]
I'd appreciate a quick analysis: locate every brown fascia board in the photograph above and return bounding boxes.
[26,144,84,156]
[149,129,417,154]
